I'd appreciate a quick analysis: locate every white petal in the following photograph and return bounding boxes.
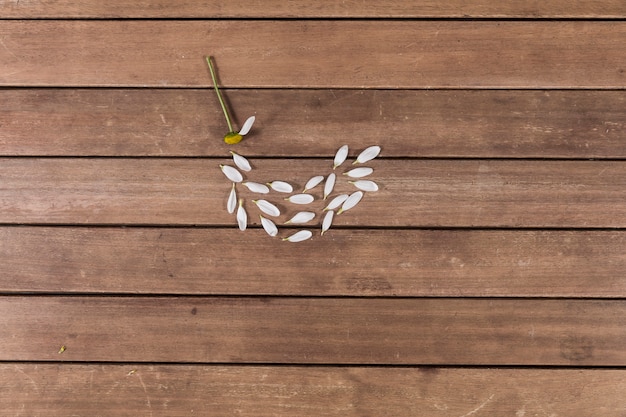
[354,145,381,164]
[323,173,336,200]
[236,199,247,231]
[350,180,379,192]
[238,116,255,136]
[243,181,270,194]
[282,230,313,242]
[303,175,324,192]
[286,211,316,224]
[333,145,349,169]
[227,183,237,214]
[285,194,315,204]
[230,151,252,172]
[253,199,281,217]
[260,215,278,237]
[323,194,348,211]
[220,164,243,183]
[321,210,334,235]
[338,191,363,214]
[268,181,293,193]
[344,167,373,178]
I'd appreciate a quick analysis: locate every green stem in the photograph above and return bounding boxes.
[206,56,234,133]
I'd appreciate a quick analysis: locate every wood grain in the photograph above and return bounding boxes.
[2,297,625,365]
[2,21,626,88]
[3,88,626,158]
[0,158,624,227]
[2,0,626,18]
[2,0,625,413]
[2,227,625,297]
[3,364,626,416]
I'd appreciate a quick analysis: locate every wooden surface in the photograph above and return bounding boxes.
[2,89,625,158]
[2,21,626,88]
[3,365,625,416]
[2,297,625,365]
[2,228,624,297]
[3,0,626,18]
[1,159,624,227]
[1,1,625,415]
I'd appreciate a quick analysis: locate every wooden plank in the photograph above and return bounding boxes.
[3,88,626,158]
[2,365,625,416]
[0,158,624,227]
[1,21,626,88]
[2,0,626,18]
[2,227,625,297]
[1,297,624,365]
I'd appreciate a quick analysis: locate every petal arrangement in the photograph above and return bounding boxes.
[207,57,380,241]
[219,145,381,242]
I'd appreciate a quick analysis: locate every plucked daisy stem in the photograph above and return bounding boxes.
[206,56,234,133]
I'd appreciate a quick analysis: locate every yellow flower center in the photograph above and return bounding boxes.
[224,132,243,145]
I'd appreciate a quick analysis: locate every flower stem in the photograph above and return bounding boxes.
[206,56,234,133]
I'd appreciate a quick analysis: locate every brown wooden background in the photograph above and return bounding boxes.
[1,1,625,415]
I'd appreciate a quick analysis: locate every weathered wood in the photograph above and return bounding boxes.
[1,297,624,365]
[3,364,626,416]
[2,0,626,18]
[2,21,626,88]
[2,227,625,297]
[2,88,625,158]
[1,1,623,413]
[0,158,624,227]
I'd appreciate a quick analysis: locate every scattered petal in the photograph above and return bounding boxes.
[324,194,349,211]
[303,175,324,192]
[230,151,252,172]
[268,181,293,193]
[350,180,379,192]
[354,145,381,164]
[260,215,278,237]
[333,145,349,169]
[220,164,243,183]
[236,199,247,230]
[282,230,313,242]
[344,167,373,178]
[238,116,256,136]
[243,181,270,194]
[286,211,316,224]
[323,173,336,200]
[321,210,334,235]
[286,194,315,204]
[338,191,363,214]
[227,183,237,214]
[253,199,281,217]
